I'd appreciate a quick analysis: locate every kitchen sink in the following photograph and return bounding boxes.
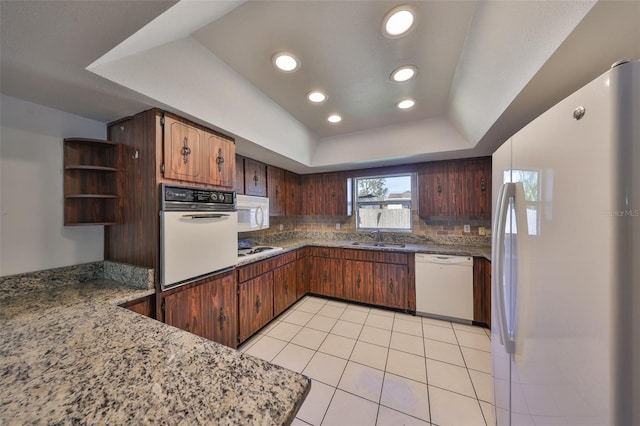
[350,242,405,248]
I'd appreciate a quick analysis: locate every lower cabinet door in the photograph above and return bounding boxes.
[373,263,408,309]
[204,272,238,348]
[344,260,373,304]
[239,273,274,342]
[309,257,343,298]
[164,271,238,348]
[273,262,298,316]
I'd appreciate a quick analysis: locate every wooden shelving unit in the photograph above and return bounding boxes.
[63,138,122,226]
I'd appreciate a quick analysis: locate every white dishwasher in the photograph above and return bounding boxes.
[415,254,474,323]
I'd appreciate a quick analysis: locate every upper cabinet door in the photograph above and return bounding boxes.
[267,165,285,216]
[323,172,347,216]
[244,158,267,196]
[206,131,235,188]
[163,116,204,182]
[284,171,301,216]
[301,174,322,215]
[459,157,492,218]
[418,161,459,216]
[235,155,245,194]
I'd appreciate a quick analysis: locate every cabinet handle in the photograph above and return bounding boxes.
[480,177,486,193]
[216,148,224,173]
[356,273,361,289]
[284,283,288,293]
[331,191,336,199]
[255,295,261,313]
[323,273,327,283]
[219,306,226,330]
[275,186,280,197]
[321,250,329,257]
[388,280,394,291]
[181,137,191,165]
[436,177,442,194]
[253,172,259,184]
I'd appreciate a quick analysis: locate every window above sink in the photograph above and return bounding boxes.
[355,174,413,232]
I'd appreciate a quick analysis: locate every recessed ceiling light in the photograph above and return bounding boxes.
[307,90,327,103]
[327,114,342,123]
[272,52,300,72]
[397,99,415,109]
[390,65,418,82]
[383,5,415,38]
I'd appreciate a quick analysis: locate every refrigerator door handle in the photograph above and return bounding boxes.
[493,182,516,354]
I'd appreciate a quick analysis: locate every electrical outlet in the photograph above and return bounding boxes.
[336,223,341,230]
[478,227,486,236]
[463,224,471,233]
[279,224,284,231]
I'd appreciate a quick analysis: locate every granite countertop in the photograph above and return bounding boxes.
[0,276,310,424]
[237,237,492,266]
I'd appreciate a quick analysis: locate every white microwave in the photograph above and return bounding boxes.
[236,194,269,232]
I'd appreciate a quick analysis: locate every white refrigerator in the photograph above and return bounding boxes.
[491,59,639,425]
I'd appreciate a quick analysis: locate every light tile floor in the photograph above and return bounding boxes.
[239,296,495,426]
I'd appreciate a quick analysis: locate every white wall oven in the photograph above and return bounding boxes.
[160,184,237,290]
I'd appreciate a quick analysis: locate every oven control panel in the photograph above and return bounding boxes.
[162,184,236,211]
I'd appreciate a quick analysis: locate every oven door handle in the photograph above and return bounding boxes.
[181,213,230,219]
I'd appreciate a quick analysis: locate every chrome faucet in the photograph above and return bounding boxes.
[371,230,383,243]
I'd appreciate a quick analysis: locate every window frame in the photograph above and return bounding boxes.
[354,173,414,233]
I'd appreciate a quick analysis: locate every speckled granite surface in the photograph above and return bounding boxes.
[0,276,310,424]
[237,234,491,266]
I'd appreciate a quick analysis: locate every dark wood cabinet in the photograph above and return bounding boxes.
[460,158,492,217]
[300,172,347,216]
[284,171,301,216]
[323,172,348,216]
[63,138,122,225]
[344,260,373,304]
[308,247,344,298]
[418,161,459,217]
[238,272,273,342]
[309,257,343,298]
[273,261,298,316]
[163,271,237,348]
[296,249,308,298]
[120,295,155,318]
[235,154,245,194]
[373,262,408,309]
[162,116,205,183]
[162,115,235,188]
[244,158,267,196]
[418,157,492,218]
[205,131,235,188]
[267,165,286,216]
[301,174,322,215]
[473,257,491,327]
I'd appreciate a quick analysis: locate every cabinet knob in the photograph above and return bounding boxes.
[181,137,191,165]
[216,148,224,173]
[356,273,361,289]
[255,295,261,313]
[219,306,226,330]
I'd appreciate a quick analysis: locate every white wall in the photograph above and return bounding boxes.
[0,95,106,276]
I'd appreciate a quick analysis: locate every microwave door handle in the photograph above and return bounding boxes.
[181,213,230,219]
[256,206,264,228]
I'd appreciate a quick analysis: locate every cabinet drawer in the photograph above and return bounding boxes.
[343,249,408,265]
[270,251,297,269]
[308,247,342,259]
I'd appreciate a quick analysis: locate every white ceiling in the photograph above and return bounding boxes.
[2,0,639,174]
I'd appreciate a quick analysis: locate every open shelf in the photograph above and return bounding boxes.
[63,138,122,226]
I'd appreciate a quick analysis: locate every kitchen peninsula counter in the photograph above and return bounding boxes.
[0,272,310,424]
